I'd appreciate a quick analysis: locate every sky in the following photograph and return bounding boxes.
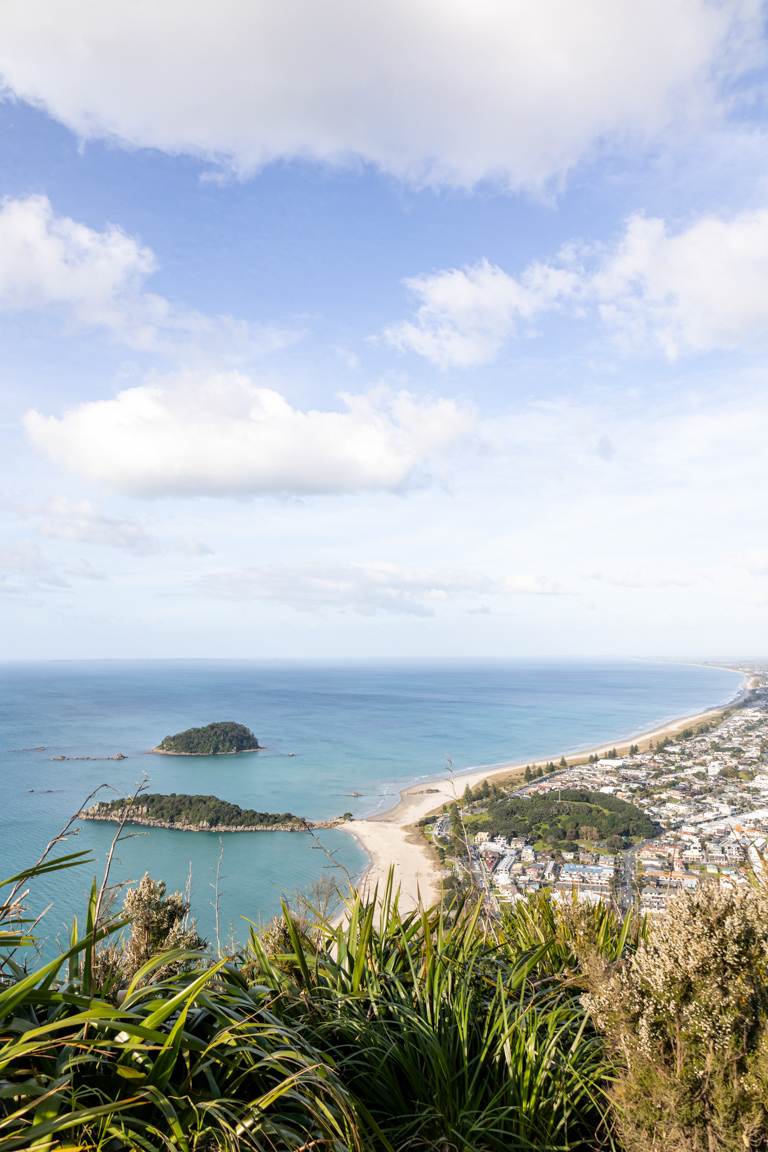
[1,0,768,660]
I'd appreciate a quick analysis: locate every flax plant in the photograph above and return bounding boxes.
[0,854,361,1151]
[244,873,618,1150]
[1,840,623,1150]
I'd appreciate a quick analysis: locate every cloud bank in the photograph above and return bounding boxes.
[0,1,759,189]
[24,375,473,497]
[197,562,566,617]
[35,498,210,556]
[0,542,103,596]
[386,206,768,365]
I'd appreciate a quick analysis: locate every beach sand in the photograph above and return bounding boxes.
[345,681,748,913]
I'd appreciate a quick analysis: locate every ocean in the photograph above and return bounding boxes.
[0,659,741,954]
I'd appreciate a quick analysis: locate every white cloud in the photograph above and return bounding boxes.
[0,2,760,190]
[0,195,298,354]
[35,498,210,556]
[333,346,361,371]
[384,259,580,367]
[733,548,768,576]
[386,206,768,366]
[587,569,697,590]
[197,561,566,617]
[24,374,473,497]
[593,209,768,357]
[0,542,68,593]
[0,194,154,332]
[0,542,104,595]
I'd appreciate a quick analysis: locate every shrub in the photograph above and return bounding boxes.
[589,884,768,1151]
[93,872,207,995]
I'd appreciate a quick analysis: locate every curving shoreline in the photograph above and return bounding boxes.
[344,671,751,911]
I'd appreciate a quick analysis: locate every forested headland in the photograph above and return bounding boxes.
[82,792,311,831]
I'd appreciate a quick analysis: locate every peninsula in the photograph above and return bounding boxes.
[153,721,260,756]
[80,792,342,832]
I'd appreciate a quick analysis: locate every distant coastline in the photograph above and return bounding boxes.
[4,658,745,951]
[344,667,751,911]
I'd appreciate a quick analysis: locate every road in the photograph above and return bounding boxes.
[618,845,638,910]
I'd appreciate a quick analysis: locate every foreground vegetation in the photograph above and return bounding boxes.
[2,842,768,1150]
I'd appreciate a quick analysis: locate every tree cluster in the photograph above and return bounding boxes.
[462,779,501,804]
[90,792,303,828]
[523,764,548,781]
[156,721,260,754]
[479,788,658,847]
[588,747,621,763]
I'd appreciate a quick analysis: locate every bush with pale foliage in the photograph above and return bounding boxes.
[588,884,768,1151]
[93,871,206,994]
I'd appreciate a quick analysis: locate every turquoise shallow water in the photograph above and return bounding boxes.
[0,659,741,953]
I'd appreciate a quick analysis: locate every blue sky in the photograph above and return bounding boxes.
[2,1,768,659]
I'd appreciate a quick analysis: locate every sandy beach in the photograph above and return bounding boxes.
[345,674,750,912]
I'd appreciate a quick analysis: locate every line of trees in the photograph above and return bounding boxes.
[89,792,303,828]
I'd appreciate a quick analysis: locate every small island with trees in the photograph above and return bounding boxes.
[153,721,260,756]
[81,792,348,833]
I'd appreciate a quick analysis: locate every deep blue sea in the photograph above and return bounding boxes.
[0,659,741,955]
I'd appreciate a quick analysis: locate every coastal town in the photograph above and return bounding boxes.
[430,669,768,914]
